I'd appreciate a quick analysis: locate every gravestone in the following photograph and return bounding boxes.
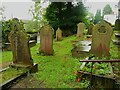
[76,23,85,37]
[87,24,94,35]
[39,25,54,55]
[115,1,120,31]
[91,21,113,58]
[8,18,33,67]
[111,1,120,78]
[118,0,120,20]
[56,27,62,41]
[115,19,120,31]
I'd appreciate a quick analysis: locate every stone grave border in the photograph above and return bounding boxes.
[0,63,38,90]
[77,59,120,89]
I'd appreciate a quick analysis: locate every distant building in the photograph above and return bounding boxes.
[104,14,117,25]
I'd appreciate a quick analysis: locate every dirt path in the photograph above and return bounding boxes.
[11,74,46,88]
[0,61,12,69]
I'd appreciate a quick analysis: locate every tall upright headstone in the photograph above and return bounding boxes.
[8,18,33,66]
[39,25,54,55]
[91,21,113,58]
[76,23,85,37]
[56,27,62,41]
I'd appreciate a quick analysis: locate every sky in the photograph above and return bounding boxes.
[0,0,119,20]
[85,0,119,15]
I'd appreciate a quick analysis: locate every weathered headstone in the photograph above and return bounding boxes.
[115,19,120,30]
[8,18,33,67]
[115,1,120,31]
[87,24,94,35]
[76,23,85,37]
[91,21,113,58]
[39,25,54,55]
[112,1,120,77]
[56,27,62,41]
[118,0,120,20]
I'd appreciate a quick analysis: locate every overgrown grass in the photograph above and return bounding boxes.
[30,35,88,88]
[1,35,119,88]
[1,51,12,63]
[0,67,28,85]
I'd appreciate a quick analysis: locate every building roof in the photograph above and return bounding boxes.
[104,14,117,25]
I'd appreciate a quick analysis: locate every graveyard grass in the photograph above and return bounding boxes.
[1,35,119,88]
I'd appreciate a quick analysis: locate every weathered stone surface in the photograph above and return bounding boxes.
[91,21,113,57]
[115,19,120,31]
[8,18,33,66]
[39,25,54,55]
[56,27,62,41]
[71,40,91,58]
[76,23,85,37]
[87,24,94,35]
[118,0,120,20]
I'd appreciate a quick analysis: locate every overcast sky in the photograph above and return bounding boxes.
[0,0,119,20]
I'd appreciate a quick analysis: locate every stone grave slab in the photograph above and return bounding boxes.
[71,40,91,58]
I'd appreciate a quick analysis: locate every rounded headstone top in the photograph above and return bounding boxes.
[57,27,62,32]
[77,22,85,26]
[41,25,54,31]
[93,21,112,35]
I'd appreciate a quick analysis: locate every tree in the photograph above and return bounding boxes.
[2,19,14,43]
[29,1,48,31]
[84,12,94,28]
[44,1,87,35]
[94,9,102,24]
[0,6,6,20]
[103,4,112,16]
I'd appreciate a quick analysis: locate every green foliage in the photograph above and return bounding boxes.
[1,51,12,62]
[2,19,12,43]
[1,35,119,88]
[81,62,110,75]
[103,4,112,16]
[94,9,103,24]
[29,2,48,30]
[24,20,38,33]
[44,2,87,35]
[29,2,41,31]
[2,19,25,44]
[1,67,28,84]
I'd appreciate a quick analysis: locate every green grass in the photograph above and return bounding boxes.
[0,67,28,85]
[30,35,88,88]
[1,51,12,63]
[1,35,119,88]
